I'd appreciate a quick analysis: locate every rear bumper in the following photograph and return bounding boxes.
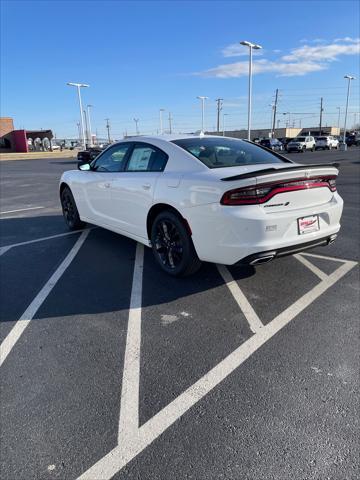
[236,234,337,266]
[184,193,343,265]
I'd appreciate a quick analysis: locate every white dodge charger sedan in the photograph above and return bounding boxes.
[60,135,343,276]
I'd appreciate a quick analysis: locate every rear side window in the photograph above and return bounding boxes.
[172,137,287,169]
[125,143,168,172]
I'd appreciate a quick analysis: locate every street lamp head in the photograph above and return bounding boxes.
[197,96,208,100]
[240,40,262,49]
[67,82,90,88]
[344,75,356,80]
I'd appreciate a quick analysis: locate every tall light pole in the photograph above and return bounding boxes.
[269,104,275,133]
[342,75,356,150]
[87,104,93,145]
[197,96,208,132]
[83,109,89,147]
[159,108,165,134]
[67,82,89,149]
[336,107,341,130]
[134,118,140,135]
[77,122,81,143]
[223,113,229,136]
[240,40,262,140]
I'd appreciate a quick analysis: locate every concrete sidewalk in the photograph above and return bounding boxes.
[0,150,77,161]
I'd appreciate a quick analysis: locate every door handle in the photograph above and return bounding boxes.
[142,183,151,190]
[104,182,111,188]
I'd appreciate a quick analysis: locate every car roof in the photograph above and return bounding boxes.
[114,134,247,144]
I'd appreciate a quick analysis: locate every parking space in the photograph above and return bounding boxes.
[1,148,359,479]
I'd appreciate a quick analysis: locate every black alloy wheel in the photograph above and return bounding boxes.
[151,211,201,277]
[61,186,85,230]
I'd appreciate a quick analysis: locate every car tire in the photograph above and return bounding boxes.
[301,146,306,153]
[61,186,85,230]
[311,146,315,152]
[151,210,202,277]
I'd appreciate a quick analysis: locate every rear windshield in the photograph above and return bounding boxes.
[317,137,328,140]
[172,137,286,169]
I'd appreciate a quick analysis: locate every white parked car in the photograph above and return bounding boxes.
[60,135,343,276]
[315,136,339,150]
[287,136,316,153]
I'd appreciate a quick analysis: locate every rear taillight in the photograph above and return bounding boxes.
[220,176,337,205]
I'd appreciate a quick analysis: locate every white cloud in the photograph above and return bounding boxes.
[221,43,263,57]
[333,37,360,43]
[199,59,326,78]
[199,38,360,79]
[282,39,360,62]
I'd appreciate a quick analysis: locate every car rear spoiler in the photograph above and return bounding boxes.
[220,163,340,181]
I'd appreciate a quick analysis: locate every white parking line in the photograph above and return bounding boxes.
[0,206,45,215]
[0,230,89,367]
[217,264,264,333]
[118,243,144,441]
[0,229,94,257]
[294,253,328,281]
[77,254,357,480]
[301,251,349,263]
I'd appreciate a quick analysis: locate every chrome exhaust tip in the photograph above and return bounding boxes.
[328,234,337,245]
[250,254,276,266]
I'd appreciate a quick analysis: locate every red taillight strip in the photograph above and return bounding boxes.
[221,176,336,205]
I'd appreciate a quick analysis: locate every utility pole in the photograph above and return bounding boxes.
[133,118,139,135]
[319,97,323,135]
[168,112,173,134]
[105,118,111,143]
[215,98,223,133]
[271,88,279,138]
[159,108,165,134]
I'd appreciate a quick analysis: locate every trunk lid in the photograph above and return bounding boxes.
[220,163,339,212]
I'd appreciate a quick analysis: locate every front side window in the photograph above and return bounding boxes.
[125,144,168,172]
[172,137,287,169]
[92,144,131,172]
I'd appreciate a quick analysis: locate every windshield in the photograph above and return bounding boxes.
[172,137,286,169]
[293,137,305,142]
[317,137,328,140]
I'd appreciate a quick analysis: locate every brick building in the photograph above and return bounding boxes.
[0,117,53,152]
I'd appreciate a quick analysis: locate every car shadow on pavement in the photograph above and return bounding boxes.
[1,215,256,321]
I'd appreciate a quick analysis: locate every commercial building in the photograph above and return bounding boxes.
[0,117,54,153]
[210,126,341,140]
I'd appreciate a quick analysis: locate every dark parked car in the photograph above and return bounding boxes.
[278,137,294,151]
[259,138,284,151]
[345,134,360,147]
[77,146,104,164]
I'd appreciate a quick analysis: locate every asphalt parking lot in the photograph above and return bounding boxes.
[1,147,359,480]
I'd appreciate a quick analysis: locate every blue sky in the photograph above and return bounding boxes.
[1,0,359,138]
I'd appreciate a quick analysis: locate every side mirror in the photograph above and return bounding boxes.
[78,162,91,171]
